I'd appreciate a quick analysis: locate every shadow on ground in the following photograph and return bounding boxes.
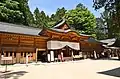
[0,71,28,79]
[91,58,120,61]
[98,67,120,78]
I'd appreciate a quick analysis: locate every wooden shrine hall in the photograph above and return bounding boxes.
[0,19,103,64]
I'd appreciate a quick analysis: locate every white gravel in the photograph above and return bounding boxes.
[0,59,120,79]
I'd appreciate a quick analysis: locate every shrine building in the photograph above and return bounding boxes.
[0,19,103,64]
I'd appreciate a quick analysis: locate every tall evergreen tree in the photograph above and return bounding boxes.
[47,14,56,28]
[95,18,108,39]
[0,0,24,24]
[34,7,43,28]
[48,7,67,27]
[40,11,49,27]
[76,3,86,9]
[54,7,67,22]
[16,0,34,26]
[93,0,120,38]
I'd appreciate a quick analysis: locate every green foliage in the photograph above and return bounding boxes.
[64,4,96,35]
[0,0,97,38]
[34,8,42,28]
[95,18,108,40]
[16,0,34,26]
[93,0,120,38]
[54,7,66,21]
[48,7,67,26]
[34,8,49,28]
[76,3,86,9]
[0,0,24,24]
[0,0,34,26]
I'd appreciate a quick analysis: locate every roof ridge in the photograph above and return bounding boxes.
[53,19,70,28]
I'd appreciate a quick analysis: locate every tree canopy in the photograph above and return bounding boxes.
[16,0,34,26]
[0,1,97,38]
[93,0,120,38]
[0,0,34,26]
[0,0,24,24]
[47,7,67,27]
[64,4,96,35]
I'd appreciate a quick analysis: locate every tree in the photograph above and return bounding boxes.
[34,7,49,28]
[0,0,35,27]
[76,3,86,9]
[48,14,56,27]
[34,7,43,28]
[48,7,67,27]
[40,11,49,27]
[54,7,67,22]
[0,0,24,24]
[64,4,96,35]
[93,0,120,38]
[95,18,108,39]
[16,0,34,26]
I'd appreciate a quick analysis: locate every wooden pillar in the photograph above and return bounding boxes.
[16,52,20,63]
[0,51,1,64]
[29,52,32,62]
[94,50,97,59]
[118,53,120,59]
[12,52,14,58]
[4,51,6,57]
[36,48,38,63]
[50,50,54,62]
[46,49,49,62]
[12,52,14,64]
[26,52,28,63]
[49,50,51,62]
[117,49,120,59]
[8,52,10,57]
[86,52,88,58]
[47,51,50,62]
[22,52,25,63]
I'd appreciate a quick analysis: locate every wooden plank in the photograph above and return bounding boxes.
[1,57,12,60]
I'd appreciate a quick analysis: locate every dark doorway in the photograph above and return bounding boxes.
[37,51,47,62]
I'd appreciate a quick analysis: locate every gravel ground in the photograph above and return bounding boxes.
[0,59,120,79]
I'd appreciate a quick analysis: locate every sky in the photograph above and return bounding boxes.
[28,0,103,17]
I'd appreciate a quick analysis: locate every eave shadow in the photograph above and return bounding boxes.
[0,71,28,79]
[98,67,120,78]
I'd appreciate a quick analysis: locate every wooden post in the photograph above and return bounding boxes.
[50,50,54,62]
[26,54,28,67]
[12,52,14,64]
[36,48,38,63]
[0,51,2,65]
[5,60,7,72]
[117,49,120,60]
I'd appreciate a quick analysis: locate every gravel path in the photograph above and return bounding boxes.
[0,59,120,79]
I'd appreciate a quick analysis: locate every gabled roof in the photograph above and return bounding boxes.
[110,39,120,47]
[52,19,70,30]
[99,38,120,49]
[50,28,71,33]
[0,22,41,35]
[99,38,116,45]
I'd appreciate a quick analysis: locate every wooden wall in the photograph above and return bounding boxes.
[0,32,47,50]
[0,32,47,64]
